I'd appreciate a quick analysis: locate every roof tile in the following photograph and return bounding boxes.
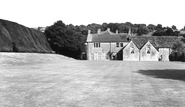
[86,29,178,48]
[131,36,178,49]
[87,30,128,42]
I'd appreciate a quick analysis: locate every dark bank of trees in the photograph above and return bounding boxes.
[169,37,185,62]
[152,24,180,36]
[44,20,185,59]
[169,27,185,62]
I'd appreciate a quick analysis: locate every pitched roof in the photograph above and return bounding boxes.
[131,36,156,49]
[86,29,128,42]
[123,41,139,50]
[86,29,178,48]
[131,36,178,49]
[155,36,178,48]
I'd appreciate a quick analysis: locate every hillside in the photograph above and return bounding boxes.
[0,53,74,66]
[0,19,52,53]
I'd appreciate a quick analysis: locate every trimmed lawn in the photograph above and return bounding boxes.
[1,53,185,107]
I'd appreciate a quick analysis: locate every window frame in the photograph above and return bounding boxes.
[94,42,100,48]
[116,42,119,47]
[120,43,124,47]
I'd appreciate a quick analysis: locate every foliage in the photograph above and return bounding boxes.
[170,38,185,61]
[172,39,185,54]
[156,24,163,30]
[153,27,179,36]
[44,21,86,59]
[172,25,177,30]
[147,24,156,32]
[152,30,166,36]
[137,25,149,36]
[87,22,150,35]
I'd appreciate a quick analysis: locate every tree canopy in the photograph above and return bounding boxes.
[44,21,86,59]
[170,38,185,61]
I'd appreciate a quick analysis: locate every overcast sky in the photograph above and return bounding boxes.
[0,0,184,29]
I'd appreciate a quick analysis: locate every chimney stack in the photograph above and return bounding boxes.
[107,28,110,31]
[116,30,118,34]
[128,28,131,36]
[88,30,91,34]
[97,29,101,34]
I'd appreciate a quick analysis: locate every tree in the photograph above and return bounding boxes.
[152,30,166,36]
[170,39,185,61]
[137,25,149,36]
[101,23,108,31]
[172,39,185,54]
[87,23,101,34]
[44,20,85,59]
[156,24,163,30]
[172,25,177,30]
[147,24,156,32]
[153,27,179,36]
[107,23,120,33]
[166,28,174,36]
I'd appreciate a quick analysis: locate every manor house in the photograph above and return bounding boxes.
[86,28,177,61]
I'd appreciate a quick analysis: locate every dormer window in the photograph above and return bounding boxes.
[94,43,100,48]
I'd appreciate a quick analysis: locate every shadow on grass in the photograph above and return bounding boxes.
[138,69,185,81]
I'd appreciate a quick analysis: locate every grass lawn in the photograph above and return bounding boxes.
[1,53,185,107]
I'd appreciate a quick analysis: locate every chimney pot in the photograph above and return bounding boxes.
[97,29,101,34]
[128,28,131,36]
[116,30,118,34]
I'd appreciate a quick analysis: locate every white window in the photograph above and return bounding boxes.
[94,43,100,48]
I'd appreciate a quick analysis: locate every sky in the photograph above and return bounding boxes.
[0,0,184,29]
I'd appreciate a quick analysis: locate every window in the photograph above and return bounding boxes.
[116,42,119,47]
[116,42,123,47]
[120,43,124,47]
[147,48,150,54]
[94,43,100,48]
[130,47,134,54]
[146,45,151,54]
